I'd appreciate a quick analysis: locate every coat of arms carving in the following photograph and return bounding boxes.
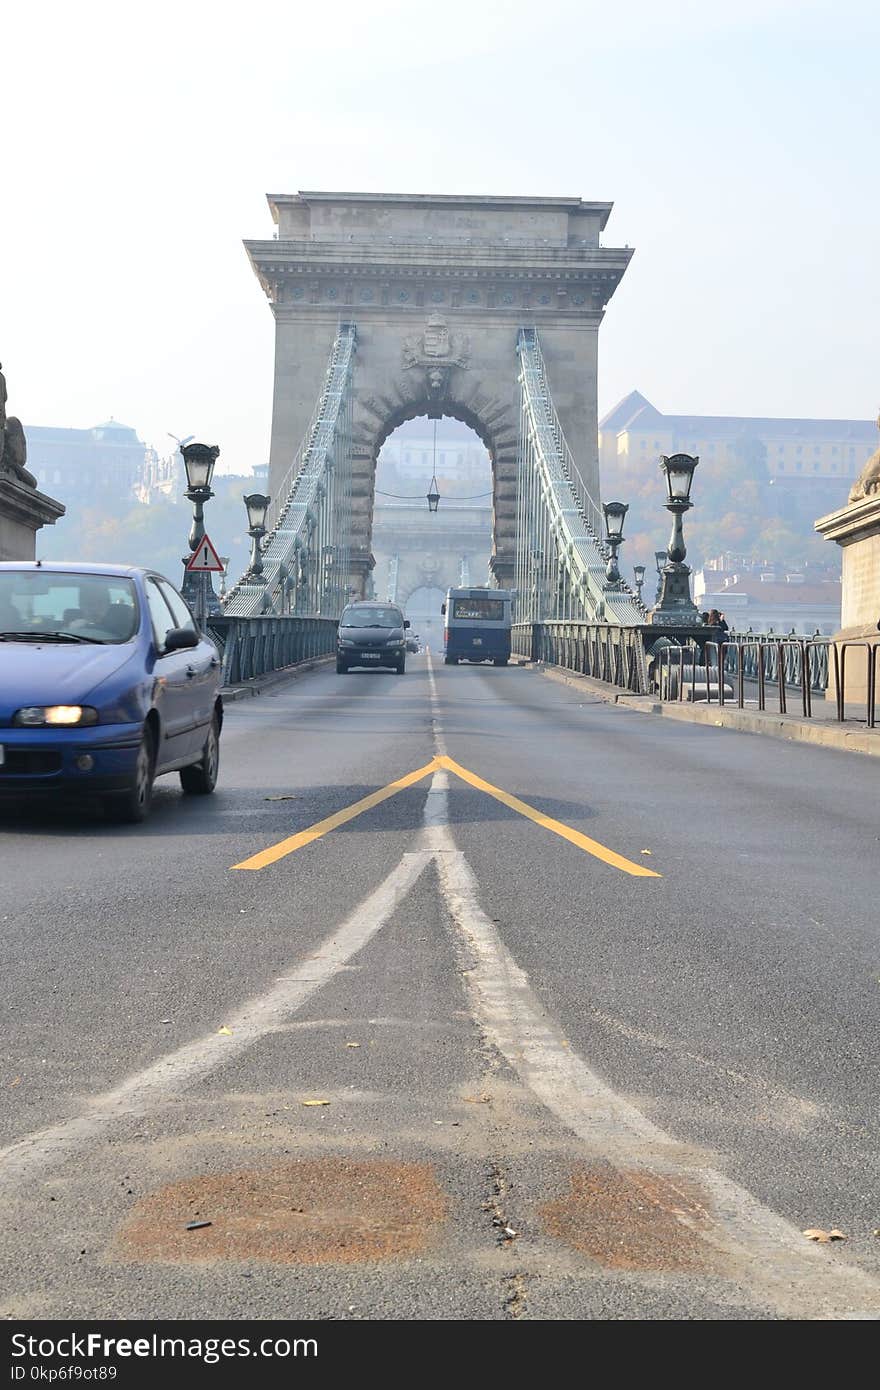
[402,313,470,403]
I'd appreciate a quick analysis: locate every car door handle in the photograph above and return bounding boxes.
[186,665,196,679]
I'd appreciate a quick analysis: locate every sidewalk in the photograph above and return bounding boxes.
[521,661,880,758]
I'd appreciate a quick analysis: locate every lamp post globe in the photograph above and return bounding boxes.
[651,454,701,625]
[602,500,628,588]
[633,563,646,605]
[179,442,221,625]
[243,492,271,580]
[182,443,218,493]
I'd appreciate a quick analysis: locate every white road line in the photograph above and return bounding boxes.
[423,651,880,1318]
[0,850,433,1187]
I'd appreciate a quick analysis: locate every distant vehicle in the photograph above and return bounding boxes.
[0,562,222,822]
[336,601,410,674]
[405,633,420,653]
[442,587,514,666]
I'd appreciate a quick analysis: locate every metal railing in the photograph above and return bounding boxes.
[512,621,649,693]
[651,635,877,727]
[209,615,338,686]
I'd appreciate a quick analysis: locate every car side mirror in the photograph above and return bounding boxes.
[404,619,410,628]
[440,603,446,616]
[164,626,199,652]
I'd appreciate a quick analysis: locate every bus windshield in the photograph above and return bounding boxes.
[451,598,505,621]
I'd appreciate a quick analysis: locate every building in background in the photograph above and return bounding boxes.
[376,418,491,494]
[694,554,841,634]
[600,393,876,484]
[136,447,183,504]
[24,419,150,511]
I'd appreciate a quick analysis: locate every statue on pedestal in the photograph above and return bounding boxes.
[0,363,38,488]
[848,411,880,502]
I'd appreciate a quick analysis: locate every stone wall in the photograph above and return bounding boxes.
[815,492,880,703]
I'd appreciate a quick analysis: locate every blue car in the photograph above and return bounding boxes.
[0,562,223,822]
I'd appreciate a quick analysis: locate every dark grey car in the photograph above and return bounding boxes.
[336,602,410,674]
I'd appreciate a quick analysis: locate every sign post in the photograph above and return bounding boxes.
[185,533,225,627]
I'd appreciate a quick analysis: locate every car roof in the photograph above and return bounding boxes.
[344,599,403,608]
[0,561,156,580]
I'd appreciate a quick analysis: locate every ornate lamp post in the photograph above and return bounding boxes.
[180,443,221,624]
[633,563,646,605]
[654,549,666,600]
[602,500,628,589]
[243,492,271,581]
[651,453,701,624]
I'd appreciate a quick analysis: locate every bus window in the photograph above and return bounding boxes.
[451,598,505,621]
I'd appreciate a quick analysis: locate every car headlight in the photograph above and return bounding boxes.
[339,638,356,647]
[13,705,98,727]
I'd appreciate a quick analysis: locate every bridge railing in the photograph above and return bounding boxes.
[208,615,338,687]
[512,621,649,693]
[651,634,877,727]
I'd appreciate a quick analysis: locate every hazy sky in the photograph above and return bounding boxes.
[3,0,878,475]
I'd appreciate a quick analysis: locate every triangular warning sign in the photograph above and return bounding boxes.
[186,533,225,572]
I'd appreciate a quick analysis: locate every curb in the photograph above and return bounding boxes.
[221,655,334,702]
[522,661,880,759]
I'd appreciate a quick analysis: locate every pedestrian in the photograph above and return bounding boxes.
[707,609,729,668]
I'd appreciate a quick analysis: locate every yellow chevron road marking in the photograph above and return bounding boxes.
[436,756,661,878]
[232,760,440,870]
[232,756,661,878]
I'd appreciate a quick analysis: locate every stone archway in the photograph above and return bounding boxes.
[352,381,516,594]
[246,191,632,597]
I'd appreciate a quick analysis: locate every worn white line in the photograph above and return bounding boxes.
[0,850,433,1187]
[423,650,880,1319]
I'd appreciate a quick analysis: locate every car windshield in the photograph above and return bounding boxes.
[340,607,402,629]
[0,572,140,644]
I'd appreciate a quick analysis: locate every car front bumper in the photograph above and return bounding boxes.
[0,721,143,797]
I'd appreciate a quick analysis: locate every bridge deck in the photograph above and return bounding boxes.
[1,657,878,1319]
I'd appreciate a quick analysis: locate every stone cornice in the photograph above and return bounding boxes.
[245,238,630,273]
[268,191,615,229]
[0,474,65,528]
[816,492,880,544]
[245,239,629,317]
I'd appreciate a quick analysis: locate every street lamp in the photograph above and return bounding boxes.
[651,453,701,624]
[243,492,271,581]
[427,475,440,513]
[633,563,646,605]
[602,500,628,589]
[654,548,666,603]
[180,442,221,625]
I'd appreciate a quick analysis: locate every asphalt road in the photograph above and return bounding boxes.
[0,653,878,1321]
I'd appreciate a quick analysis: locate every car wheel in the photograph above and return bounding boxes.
[396,657,406,674]
[336,657,348,674]
[494,657,509,667]
[180,714,220,795]
[106,726,155,824]
[444,656,457,665]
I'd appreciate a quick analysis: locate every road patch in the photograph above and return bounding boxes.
[116,1158,448,1265]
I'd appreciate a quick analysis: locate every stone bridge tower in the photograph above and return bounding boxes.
[245,192,632,593]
